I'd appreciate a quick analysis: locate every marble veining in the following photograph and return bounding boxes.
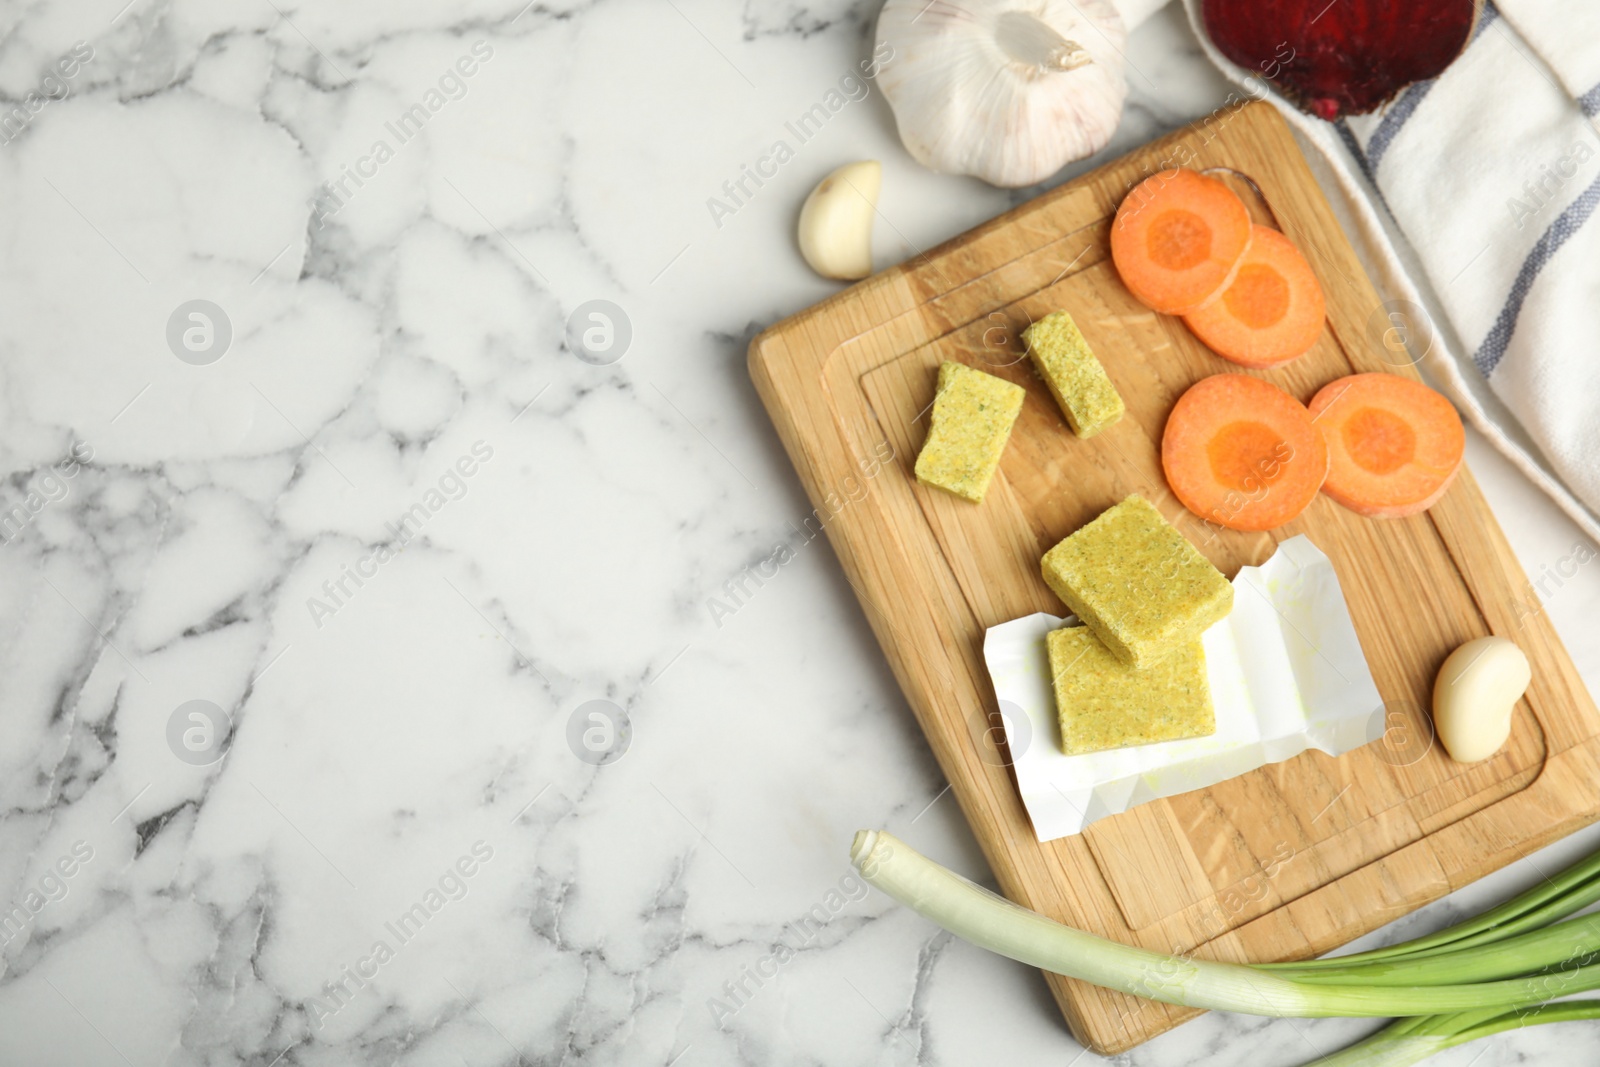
[0,0,1598,1064]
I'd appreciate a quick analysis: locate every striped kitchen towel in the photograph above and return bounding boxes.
[1180,0,1600,542]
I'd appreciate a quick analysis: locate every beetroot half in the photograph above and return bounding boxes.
[1202,0,1482,119]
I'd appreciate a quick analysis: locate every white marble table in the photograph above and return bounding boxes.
[1,2,1597,1064]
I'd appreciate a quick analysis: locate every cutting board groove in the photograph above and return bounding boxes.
[749,103,1600,1053]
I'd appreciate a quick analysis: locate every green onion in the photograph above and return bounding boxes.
[853,829,1600,1066]
[1260,847,1600,971]
[1264,911,1600,986]
[851,830,1600,1018]
[1307,1002,1600,1066]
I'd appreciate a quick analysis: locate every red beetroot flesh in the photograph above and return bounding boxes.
[1203,0,1481,119]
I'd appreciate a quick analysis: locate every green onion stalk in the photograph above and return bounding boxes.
[1308,1003,1600,1067]
[851,830,1600,1065]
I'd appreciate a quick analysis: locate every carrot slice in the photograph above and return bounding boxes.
[1308,373,1464,518]
[1111,169,1253,315]
[1162,374,1329,531]
[1182,225,1325,367]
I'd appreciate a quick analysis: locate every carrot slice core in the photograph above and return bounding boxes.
[1148,210,1211,271]
[1343,407,1415,475]
[1224,264,1290,329]
[1162,374,1328,532]
[1111,169,1253,315]
[1183,225,1325,367]
[1209,421,1290,490]
[1309,373,1463,518]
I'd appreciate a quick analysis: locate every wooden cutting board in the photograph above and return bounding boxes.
[748,102,1600,1053]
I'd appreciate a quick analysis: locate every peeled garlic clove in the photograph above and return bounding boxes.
[875,0,1127,188]
[797,161,881,281]
[1432,636,1532,763]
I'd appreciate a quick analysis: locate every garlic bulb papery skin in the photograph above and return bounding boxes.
[875,0,1128,188]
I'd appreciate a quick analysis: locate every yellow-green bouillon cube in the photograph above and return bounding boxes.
[1047,626,1215,755]
[913,361,1026,504]
[1023,310,1124,439]
[1041,494,1233,668]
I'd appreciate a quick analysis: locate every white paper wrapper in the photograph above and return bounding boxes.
[984,535,1383,842]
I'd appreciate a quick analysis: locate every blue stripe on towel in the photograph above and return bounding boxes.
[1334,120,1378,186]
[1366,82,1436,170]
[1475,1,1501,40]
[1581,82,1600,117]
[1474,171,1600,376]
[1348,4,1499,173]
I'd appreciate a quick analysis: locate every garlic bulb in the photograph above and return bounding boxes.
[875,0,1128,188]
